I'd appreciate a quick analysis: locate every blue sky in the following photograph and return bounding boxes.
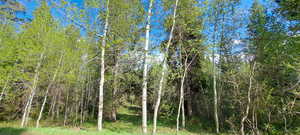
[15,0,263,51]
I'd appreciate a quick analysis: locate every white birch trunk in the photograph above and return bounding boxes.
[0,76,9,103]
[176,66,187,132]
[213,48,220,134]
[142,0,154,133]
[240,62,256,135]
[181,95,185,128]
[36,53,63,128]
[64,85,70,126]
[98,0,110,131]
[21,50,45,127]
[152,0,179,134]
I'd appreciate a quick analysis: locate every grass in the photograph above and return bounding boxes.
[0,105,226,135]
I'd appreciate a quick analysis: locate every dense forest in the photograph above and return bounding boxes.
[0,0,299,135]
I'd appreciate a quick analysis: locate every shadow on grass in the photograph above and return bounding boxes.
[83,105,217,134]
[117,113,140,126]
[0,127,27,135]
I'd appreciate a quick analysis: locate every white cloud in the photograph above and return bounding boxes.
[233,39,242,45]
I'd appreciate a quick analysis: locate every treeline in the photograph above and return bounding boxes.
[0,0,299,134]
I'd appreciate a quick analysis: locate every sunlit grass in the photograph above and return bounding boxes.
[0,105,224,135]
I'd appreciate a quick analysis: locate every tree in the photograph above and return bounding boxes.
[20,1,56,127]
[0,0,25,22]
[141,0,154,133]
[36,52,64,128]
[98,0,110,131]
[162,0,205,131]
[153,0,179,134]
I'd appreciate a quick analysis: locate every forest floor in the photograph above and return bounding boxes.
[0,105,226,135]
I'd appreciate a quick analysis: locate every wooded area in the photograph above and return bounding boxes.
[0,0,299,135]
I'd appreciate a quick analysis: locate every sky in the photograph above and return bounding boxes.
[14,0,267,53]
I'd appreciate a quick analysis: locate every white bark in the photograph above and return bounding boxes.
[212,48,219,133]
[152,0,178,134]
[64,85,70,126]
[177,66,187,132]
[0,76,9,103]
[176,44,197,133]
[36,53,63,128]
[21,50,45,127]
[98,0,110,131]
[181,96,185,128]
[240,62,256,135]
[142,0,154,134]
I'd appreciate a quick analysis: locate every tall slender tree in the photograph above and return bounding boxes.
[142,0,154,133]
[153,0,179,133]
[98,0,110,131]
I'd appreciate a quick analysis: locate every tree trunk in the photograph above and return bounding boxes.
[152,0,178,134]
[51,93,57,121]
[213,49,219,134]
[36,53,63,128]
[240,62,256,135]
[56,89,61,119]
[21,50,45,127]
[142,0,154,134]
[85,73,92,121]
[211,17,220,132]
[176,67,187,132]
[186,83,193,117]
[0,76,9,103]
[111,58,119,122]
[64,86,70,126]
[98,0,110,131]
[181,95,185,128]
[80,80,85,125]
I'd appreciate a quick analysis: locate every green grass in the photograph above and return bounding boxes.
[0,127,212,135]
[0,105,226,135]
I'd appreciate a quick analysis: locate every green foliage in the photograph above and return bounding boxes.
[0,0,299,134]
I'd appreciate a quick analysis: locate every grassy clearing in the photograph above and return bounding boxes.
[0,120,217,135]
[0,127,216,135]
[0,105,226,135]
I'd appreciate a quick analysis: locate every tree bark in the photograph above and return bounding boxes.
[64,85,70,126]
[181,94,185,128]
[0,76,9,103]
[56,90,61,119]
[21,50,45,127]
[111,58,119,122]
[98,0,110,131]
[80,78,85,125]
[51,92,57,121]
[152,0,178,134]
[211,11,220,133]
[36,53,63,128]
[176,66,187,132]
[186,83,193,117]
[142,0,154,134]
[213,48,219,134]
[240,62,256,135]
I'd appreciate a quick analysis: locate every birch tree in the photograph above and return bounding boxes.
[176,47,198,132]
[160,0,204,132]
[21,49,45,127]
[19,1,55,127]
[240,62,256,135]
[0,76,9,103]
[98,0,110,131]
[36,52,64,128]
[152,0,179,134]
[142,0,154,133]
[210,1,220,132]
[212,42,219,134]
